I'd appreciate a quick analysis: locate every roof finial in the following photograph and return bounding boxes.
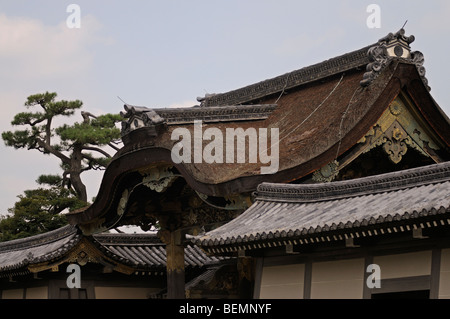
[401,20,408,30]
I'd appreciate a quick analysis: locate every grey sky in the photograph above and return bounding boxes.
[0,1,449,216]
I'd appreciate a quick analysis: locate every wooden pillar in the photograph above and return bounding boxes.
[160,229,185,299]
[237,254,255,299]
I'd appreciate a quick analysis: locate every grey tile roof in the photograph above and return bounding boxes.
[123,103,277,124]
[0,225,81,276]
[0,227,226,277]
[195,162,450,251]
[93,233,227,269]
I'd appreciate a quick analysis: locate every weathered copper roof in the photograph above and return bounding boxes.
[195,162,450,251]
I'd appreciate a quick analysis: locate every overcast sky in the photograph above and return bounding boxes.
[0,0,449,217]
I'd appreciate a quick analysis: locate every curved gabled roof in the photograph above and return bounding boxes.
[66,29,450,231]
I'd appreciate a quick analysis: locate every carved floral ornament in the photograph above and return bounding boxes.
[368,121,419,164]
[312,160,340,183]
[140,165,179,193]
[27,238,135,275]
[312,96,441,183]
[359,97,440,165]
[136,165,244,233]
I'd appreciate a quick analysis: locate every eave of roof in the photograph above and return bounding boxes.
[93,232,227,269]
[0,227,228,277]
[195,162,450,251]
[0,225,80,276]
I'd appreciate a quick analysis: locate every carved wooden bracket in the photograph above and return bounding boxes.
[140,165,178,193]
[381,122,413,164]
[27,238,135,275]
[312,93,443,182]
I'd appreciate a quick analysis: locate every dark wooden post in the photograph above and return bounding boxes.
[160,229,185,299]
[237,254,255,298]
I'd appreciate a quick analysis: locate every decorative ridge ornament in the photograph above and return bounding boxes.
[312,160,340,183]
[255,162,450,203]
[120,104,166,137]
[378,28,415,48]
[360,28,430,90]
[120,103,276,137]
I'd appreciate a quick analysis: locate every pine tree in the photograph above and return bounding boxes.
[0,175,86,242]
[2,91,122,202]
[0,92,123,240]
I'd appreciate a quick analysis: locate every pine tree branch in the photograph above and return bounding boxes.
[35,138,70,163]
[108,142,120,151]
[81,146,112,158]
[81,153,108,170]
[45,117,52,146]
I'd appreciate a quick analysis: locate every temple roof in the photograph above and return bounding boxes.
[0,226,225,277]
[94,232,226,269]
[197,44,373,108]
[0,225,80,276]
[66,29,450,232]
[195,161,450,252]
[197,29,423,107]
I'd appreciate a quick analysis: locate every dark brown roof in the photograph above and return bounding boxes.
[197,43,373,107]
[196,29,429,108]
[195,162,450,252]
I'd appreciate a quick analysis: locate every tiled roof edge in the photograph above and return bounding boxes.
[256,162,450,203]
[92,234,230,269]
[93,232,161,245]
[198,205,450,248]
[0,225,78,253]
[198,44,373,107]
[154,104,277,124]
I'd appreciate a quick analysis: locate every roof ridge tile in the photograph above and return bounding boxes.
[256,162,450,203]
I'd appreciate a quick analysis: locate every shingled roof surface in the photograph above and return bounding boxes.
[198,44,373,107]
[121,60,389,187]
[196,162,450,250]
